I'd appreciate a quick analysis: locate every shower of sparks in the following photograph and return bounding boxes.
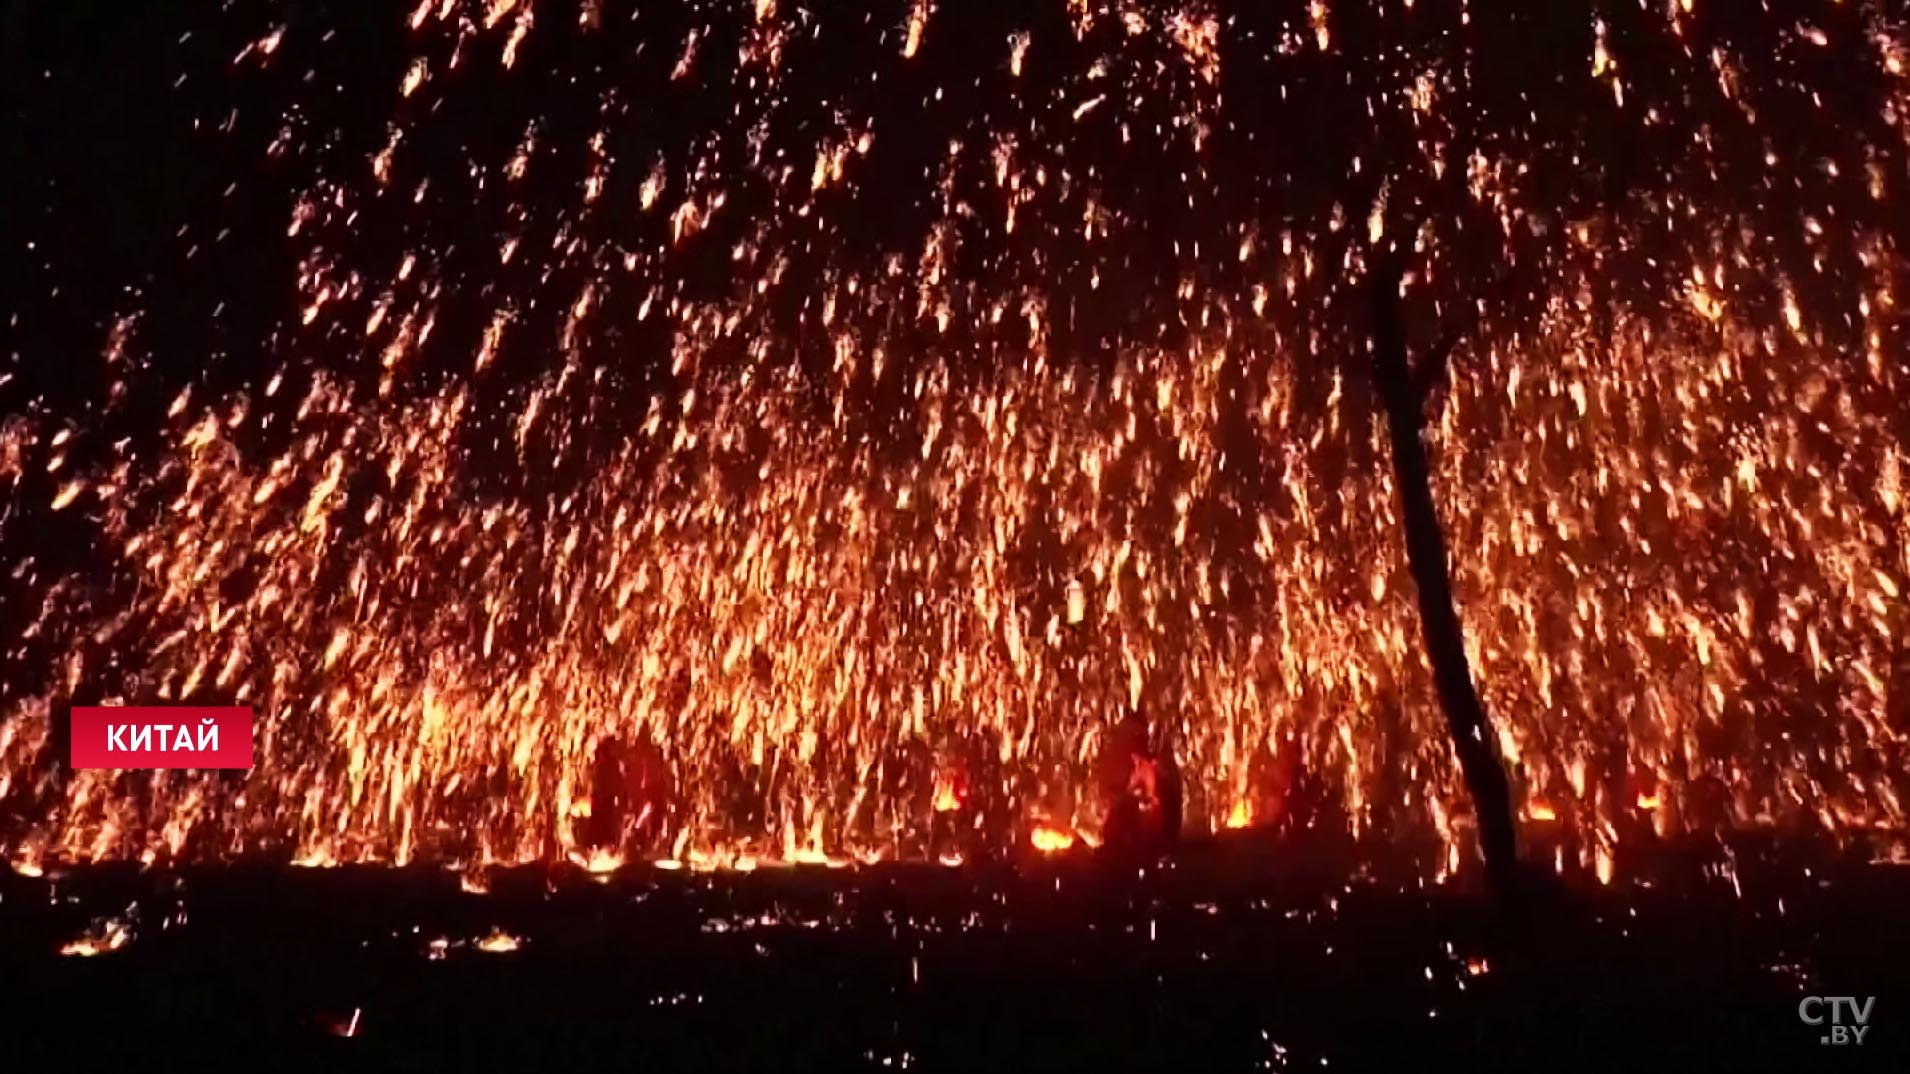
[1,1,1907,878]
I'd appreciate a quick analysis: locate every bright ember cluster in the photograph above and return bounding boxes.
[0,0,1905,878]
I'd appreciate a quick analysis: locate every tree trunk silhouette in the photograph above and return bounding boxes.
[1367,253,1520,892]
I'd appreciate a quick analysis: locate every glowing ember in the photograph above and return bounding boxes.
[60,916,134,958]
[932,778,963,814]
[475,929,523,954]
[1224,800,1253,830]
[571,849,623,875]
[1030,825,1077,854]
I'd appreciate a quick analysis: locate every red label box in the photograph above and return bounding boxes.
[70,706,255,770]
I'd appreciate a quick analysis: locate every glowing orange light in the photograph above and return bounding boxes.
[475,929,522,953]
[60,918,132,958]
[1030,825,1076,853]
[1224,799,1253,829]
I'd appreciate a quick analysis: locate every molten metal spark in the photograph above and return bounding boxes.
[476,929,523,953]
[60,916,134,958]
[1030,825,1077,853]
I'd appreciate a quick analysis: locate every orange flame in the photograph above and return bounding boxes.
[1030,825,1076,853]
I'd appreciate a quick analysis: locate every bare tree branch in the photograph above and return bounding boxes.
[1366,245,1521,895]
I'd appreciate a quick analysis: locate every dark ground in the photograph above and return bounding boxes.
[2,835,1906,1073]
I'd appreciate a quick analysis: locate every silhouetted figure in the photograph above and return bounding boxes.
[1247,730,1307,833]
[583,734,675,854]
[1096,710,1181,858]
